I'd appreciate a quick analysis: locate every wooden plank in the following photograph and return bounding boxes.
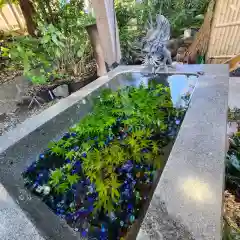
[215,21,240,28]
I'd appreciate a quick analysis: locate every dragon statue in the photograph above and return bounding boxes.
[141,14,173,73]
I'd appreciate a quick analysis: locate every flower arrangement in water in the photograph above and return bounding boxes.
[23,82,189,239]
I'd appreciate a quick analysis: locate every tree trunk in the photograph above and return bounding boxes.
[19,0,36,36]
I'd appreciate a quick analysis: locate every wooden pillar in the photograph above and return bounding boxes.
[86,24,107,76]
[91,0,121,67]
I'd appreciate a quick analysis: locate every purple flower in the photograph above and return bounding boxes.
[175,119,181,125]
[126,173,133,180]
[81,229,88,237]
[121,160,133,172]
[141,148,149,153]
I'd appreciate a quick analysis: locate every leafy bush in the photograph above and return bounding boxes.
[5,0,96,84]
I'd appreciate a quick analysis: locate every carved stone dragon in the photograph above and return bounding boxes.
[141,14,173,73]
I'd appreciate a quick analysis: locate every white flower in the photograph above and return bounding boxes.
[43,185,51,195]
[35,186,43,193]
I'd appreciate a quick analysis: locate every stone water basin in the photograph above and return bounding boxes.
[0,65,228,240]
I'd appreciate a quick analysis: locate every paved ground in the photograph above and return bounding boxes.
[0,76,57,135]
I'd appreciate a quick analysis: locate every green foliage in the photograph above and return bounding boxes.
[225,109,240,239]
[47,83,180,213]
[115,0,209,62]
[49,168,63,186]
[223,220,240,240]
[6,0,96,84]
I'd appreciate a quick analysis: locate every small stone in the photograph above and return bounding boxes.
[53,84,69,98]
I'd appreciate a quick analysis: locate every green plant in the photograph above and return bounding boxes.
[7,23,66,84]
[47,83,182,213]
[4,0,96,84]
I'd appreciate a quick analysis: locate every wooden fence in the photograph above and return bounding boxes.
[0,3,25,33]
[207,0,240,63]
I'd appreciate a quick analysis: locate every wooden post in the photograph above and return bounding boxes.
[86,24,107,76]
[91,0,121,67]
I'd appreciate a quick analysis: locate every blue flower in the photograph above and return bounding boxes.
[73,146,79,152]
[74,161,81,167]
[87,197,94,202]
[65,213,73,221]
[82,152,87,158]
[71,132,77,137]
[88,184,95,194]
[101,224,106,233]
[26,163,37,172]
[121,160,133,172]
[39,154,45,160]
[85,178,91,185]
[126,173,133,180]
[63,132,70,139]
[33,181,39,188]
[88,205,94,212]
[65,158,71,163]
[36,173,43,180]
[127,203,133,211]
